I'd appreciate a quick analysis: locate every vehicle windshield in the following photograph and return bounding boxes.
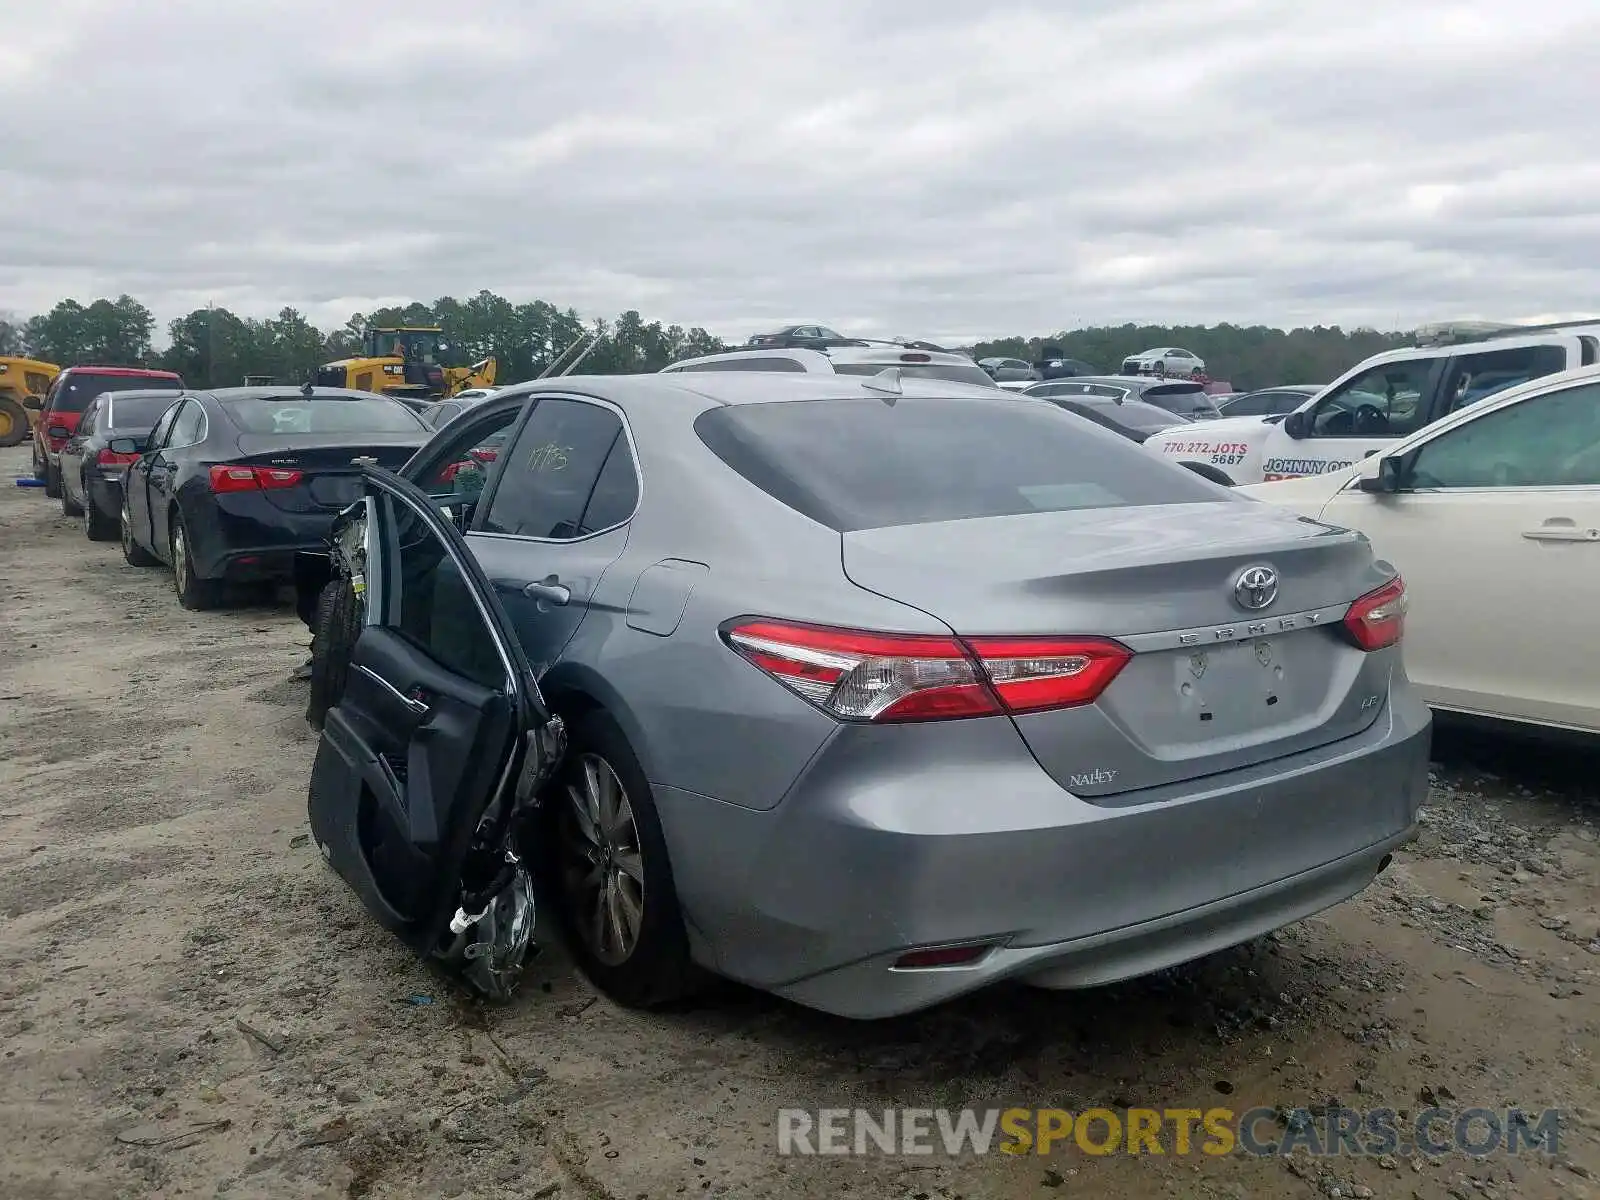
[829,361,998,387]
[54,373,180,414]
[222,396,427,434]
[695,396,1223,532]
[1142,384,1221,416]
[105,392,180,428]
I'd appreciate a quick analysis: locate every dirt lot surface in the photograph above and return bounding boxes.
[1,442,1597,1200]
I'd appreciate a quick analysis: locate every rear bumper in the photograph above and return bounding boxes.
[186,495,340,583]
[654,681,1431,1020]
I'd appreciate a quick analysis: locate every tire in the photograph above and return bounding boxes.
[60,475,83,518]
[306,578,361,731]
[84,490,118,541]
[0,396,26,448]
[1180,461,1235,486]
[547,710,701,1008]
[43,460,61,499]
[170,510,222,610]
[121,496,159,567]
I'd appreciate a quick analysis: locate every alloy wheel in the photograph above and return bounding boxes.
[559,753,645,965]
[172,523,189,594]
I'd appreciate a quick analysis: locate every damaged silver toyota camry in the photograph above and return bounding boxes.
[304,371,1430,1019]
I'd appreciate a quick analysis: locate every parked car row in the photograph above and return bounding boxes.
[37,377,438,609]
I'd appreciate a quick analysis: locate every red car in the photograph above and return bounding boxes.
[33,366,184,498]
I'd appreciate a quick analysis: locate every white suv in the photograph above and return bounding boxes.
[662,344,998,388]
[1143,322,1600,484]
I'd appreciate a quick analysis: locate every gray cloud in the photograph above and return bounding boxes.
[2,0,1598,343]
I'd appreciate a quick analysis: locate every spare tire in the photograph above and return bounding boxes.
[306,577,362,731]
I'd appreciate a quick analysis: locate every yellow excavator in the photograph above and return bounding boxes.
[0,356,61,448]
[312,326,495,400]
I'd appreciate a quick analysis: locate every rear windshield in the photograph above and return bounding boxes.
[695,397,1223,532]
[105,393,179,428]
[1141,384,1220,414]
[221,396,427,434]
[1055,398,1184,433]
[54,372,181,414]
[829,361,998,388]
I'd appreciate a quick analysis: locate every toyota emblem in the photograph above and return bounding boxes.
[1233,565,1279,611]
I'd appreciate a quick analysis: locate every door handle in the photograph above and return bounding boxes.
[1522,525,1600,543]
[524,577,571,606]
[354,663,431,715]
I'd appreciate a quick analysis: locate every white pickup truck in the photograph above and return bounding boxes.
[1144,322,1600,484]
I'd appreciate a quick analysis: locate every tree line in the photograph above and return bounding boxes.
[0,292,1412,392]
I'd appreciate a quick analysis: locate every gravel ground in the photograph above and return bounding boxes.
[1,443,1596,1200]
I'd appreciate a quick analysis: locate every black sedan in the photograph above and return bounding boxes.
[120,386,432,609]
[1216,384,1323,420]
[744,324,866,350]
[1023,375,1223,420]
[1034,394,1187,443]
[57,389,183,541]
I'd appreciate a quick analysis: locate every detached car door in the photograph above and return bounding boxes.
[308,466,559,971]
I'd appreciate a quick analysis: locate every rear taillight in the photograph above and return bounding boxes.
[97,449,138,466]
[1343,576,1407,650]
[208,464,304,493]
[468,447,498,463]
[723,619,1131,723]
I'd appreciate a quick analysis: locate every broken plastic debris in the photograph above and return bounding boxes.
[396,993,434,1006]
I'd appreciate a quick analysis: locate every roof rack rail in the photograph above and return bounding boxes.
[1413,317,1600,347]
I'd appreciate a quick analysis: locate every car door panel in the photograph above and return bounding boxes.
[1320,487,1600,731]
[470,530,629,672]
[308,470,556,959]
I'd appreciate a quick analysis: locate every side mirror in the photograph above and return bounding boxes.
[108,437,141,455]
[48,424,69,440]
[1283,411,1309,439]
[1357,455,1404,494]
[22,394,42,411]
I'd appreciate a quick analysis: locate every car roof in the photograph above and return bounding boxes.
[193,386,399,402]
[668,344,978,372]
[63,365,181,378]
[511,370,1003,418]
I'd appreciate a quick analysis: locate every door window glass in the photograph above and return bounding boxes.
[1439,344,1569,415]
[146,402,182,449]
[166,401,205,448]
[382,494,505,689]
[1306,359,1436,439]
[481,398,625,539]
[1409,382,1600,489]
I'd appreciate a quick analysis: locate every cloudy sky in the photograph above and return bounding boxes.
[2,0,1597,342]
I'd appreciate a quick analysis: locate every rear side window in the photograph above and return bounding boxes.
[221,396,425,434]
[829,362,997,387]
[695,397,1225,532]
[482,398,631,539]
[53,373,181,414]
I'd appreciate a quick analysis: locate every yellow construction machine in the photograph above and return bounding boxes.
[312,326,495,400]
[0,356,61,448]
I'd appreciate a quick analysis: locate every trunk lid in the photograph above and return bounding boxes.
[228,432,426,512]
[841,501,1397,797]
